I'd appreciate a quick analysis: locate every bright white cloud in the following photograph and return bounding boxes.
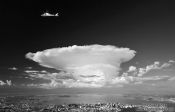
[128,66,137,72]
[26,45,136,88]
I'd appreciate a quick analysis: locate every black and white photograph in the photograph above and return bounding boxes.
[1,1,175,112]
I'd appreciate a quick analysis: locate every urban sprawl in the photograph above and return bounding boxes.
[0,96,172,112]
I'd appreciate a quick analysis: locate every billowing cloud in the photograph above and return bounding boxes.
[115,60,175,86]
[123,60,175,77]
[0,80,12,86]
[128,66,137,72]
[26,45,136,88]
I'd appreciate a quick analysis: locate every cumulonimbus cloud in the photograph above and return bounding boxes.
[26,45,136,88]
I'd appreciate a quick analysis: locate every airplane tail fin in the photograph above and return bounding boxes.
[55,13,59,16]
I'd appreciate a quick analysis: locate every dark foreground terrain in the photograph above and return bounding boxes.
[0,95,174,112]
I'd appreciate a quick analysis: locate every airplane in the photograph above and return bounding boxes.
[55,13,59,16]
[41,11,59,17]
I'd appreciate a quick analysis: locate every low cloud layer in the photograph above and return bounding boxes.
[26,45,136,88]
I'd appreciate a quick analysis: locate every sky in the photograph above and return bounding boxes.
[1,1,175,95]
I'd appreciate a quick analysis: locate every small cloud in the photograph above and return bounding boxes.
[111,76,129,84]
[6,80,12,86]
[25,70,40,73]
[0,80,12,86]
[128,66,137,72]
[8,67,18,70]
[24,70,49,74]
[0,80,6,86]
[41,70,47,73]
[141,75,170,81]
[169,60,175,63]
[27,80,62,89]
